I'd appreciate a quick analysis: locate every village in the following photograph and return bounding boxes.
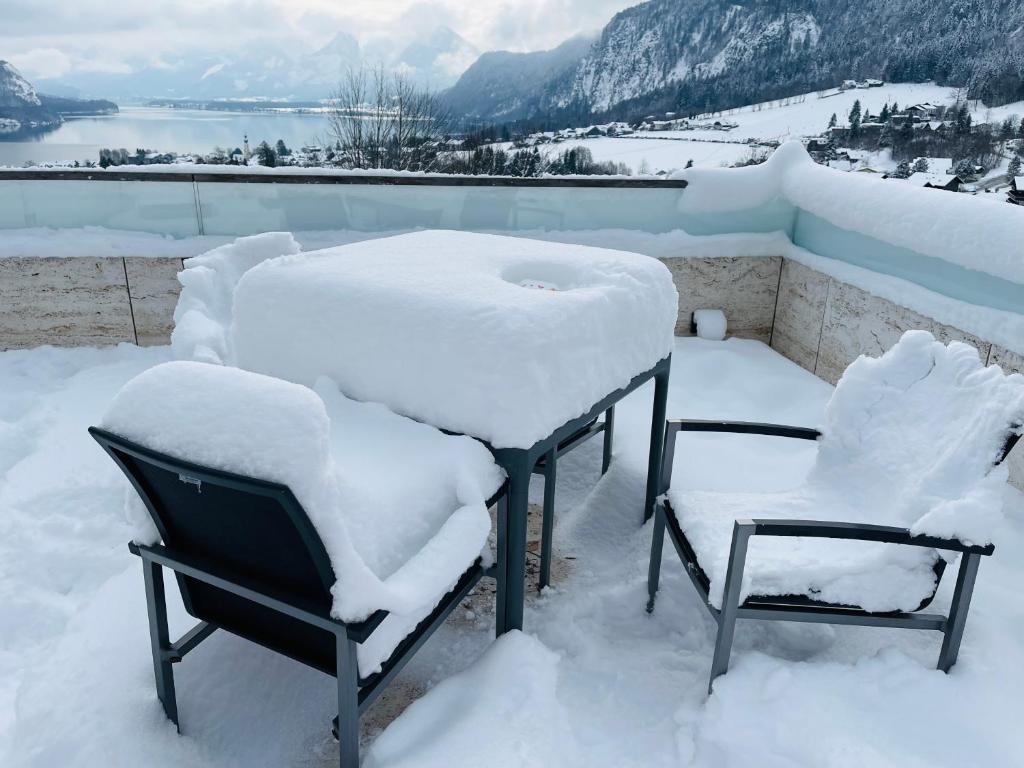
[56,82,1024,206]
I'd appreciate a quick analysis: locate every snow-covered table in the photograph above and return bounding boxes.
[227,230,679,633]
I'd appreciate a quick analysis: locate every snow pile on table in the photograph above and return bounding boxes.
[670,331,1024,612]
[364,631,575,768]
[171,232,300,364]
[100,360,503,674]
[230,230,678,448]
[675,141,1024,286]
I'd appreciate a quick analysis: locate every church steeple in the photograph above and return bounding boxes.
[243,133,251,162]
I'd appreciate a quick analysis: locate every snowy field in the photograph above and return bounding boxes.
[666,83,1024,143]
[532,83,1024,174]
[534,136,755,174]
[2,337,1023,767]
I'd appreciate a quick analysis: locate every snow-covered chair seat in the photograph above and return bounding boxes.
[90,361,504,767]
[648,331,1024,692]
[224,229,678,449]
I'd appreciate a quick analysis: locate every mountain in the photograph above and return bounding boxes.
[37,26,477,101]
[0,60,117,136]
[445,0,1024,124]
[443,36,593,121]
[392,26,480,88]
[0,60,41,108]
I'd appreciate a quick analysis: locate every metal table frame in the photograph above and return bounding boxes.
[488,354,671,635]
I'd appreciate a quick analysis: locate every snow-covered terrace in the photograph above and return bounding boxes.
[1,143,1024,766]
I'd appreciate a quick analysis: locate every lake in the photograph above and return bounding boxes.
[0,107,332,167]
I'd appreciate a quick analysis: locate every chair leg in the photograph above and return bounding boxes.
[142,559,179,730]
[601,405,615,474]
[646,503,666,613]
[708,521,753,694]
[334,633,360,768]
[937,553,982,672]
[539,447,557,591]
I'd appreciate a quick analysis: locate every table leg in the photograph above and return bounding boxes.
[601,405,615,474]
[497,452,531,634]
[539,446,557,592]
[643,363,671,523]
[494,490,509,637]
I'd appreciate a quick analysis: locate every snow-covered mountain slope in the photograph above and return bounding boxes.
[443,36,592,121]
[0,61,41,108]
[447,0,1024,122]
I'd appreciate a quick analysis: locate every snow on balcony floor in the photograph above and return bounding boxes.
[1,337,1022,767]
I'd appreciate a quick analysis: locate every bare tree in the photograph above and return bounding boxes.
[327,65,452,171]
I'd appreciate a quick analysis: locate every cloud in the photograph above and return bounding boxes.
[1,0,638,81]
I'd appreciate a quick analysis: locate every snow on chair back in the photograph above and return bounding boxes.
[809,330,1024,545]
[93,361,350,672]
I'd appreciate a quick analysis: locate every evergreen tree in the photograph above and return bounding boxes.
[255,141,276,167]
[1008,154,1021,179]
[879,103,891,122]
[849,99,862,138]
[275,139,290,157]
[912,157,929,173]
[828,112,837,128]
[954,104,972,135]
[892,160,912,179]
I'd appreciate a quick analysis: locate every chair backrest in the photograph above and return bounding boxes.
[90,427,335,613]
[810,330,1024,532]
[94,361,345,671]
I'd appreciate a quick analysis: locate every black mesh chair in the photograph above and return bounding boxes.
[90,426,506,767]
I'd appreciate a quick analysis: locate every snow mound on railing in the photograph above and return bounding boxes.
[674,141,1024,286]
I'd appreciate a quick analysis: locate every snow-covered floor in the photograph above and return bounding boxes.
[2,338,1023,767]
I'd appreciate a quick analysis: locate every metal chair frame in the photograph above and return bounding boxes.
[90,427,507,767]
[646,419,1019,694]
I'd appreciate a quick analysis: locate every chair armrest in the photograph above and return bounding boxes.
[127,541,387,639]
[660,419,821,494]
[669,419,822,440]
[736,518,994,556]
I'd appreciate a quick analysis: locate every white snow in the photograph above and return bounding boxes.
[3,338,1024,767]
[692,308,727,341]
[364,631,571,768]
[0,226,233,259]
[525,135,755,174]
[676,141,1024,288]
[666,83,1023,144]
[228,230,679,448]
[100,360,504,673]
[171,232,301,363]
[670,331,1024,611]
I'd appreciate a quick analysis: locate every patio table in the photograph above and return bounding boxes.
[228,230,678,634]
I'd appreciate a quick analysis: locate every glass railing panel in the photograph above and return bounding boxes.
[195,181,693,236]
[13,179,199,236]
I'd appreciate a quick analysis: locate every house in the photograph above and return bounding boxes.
[1009,176,1024,206]
[907,172,963,192]
[865,79,884,87]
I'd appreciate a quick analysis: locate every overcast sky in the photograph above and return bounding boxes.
[3,0,637,80]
